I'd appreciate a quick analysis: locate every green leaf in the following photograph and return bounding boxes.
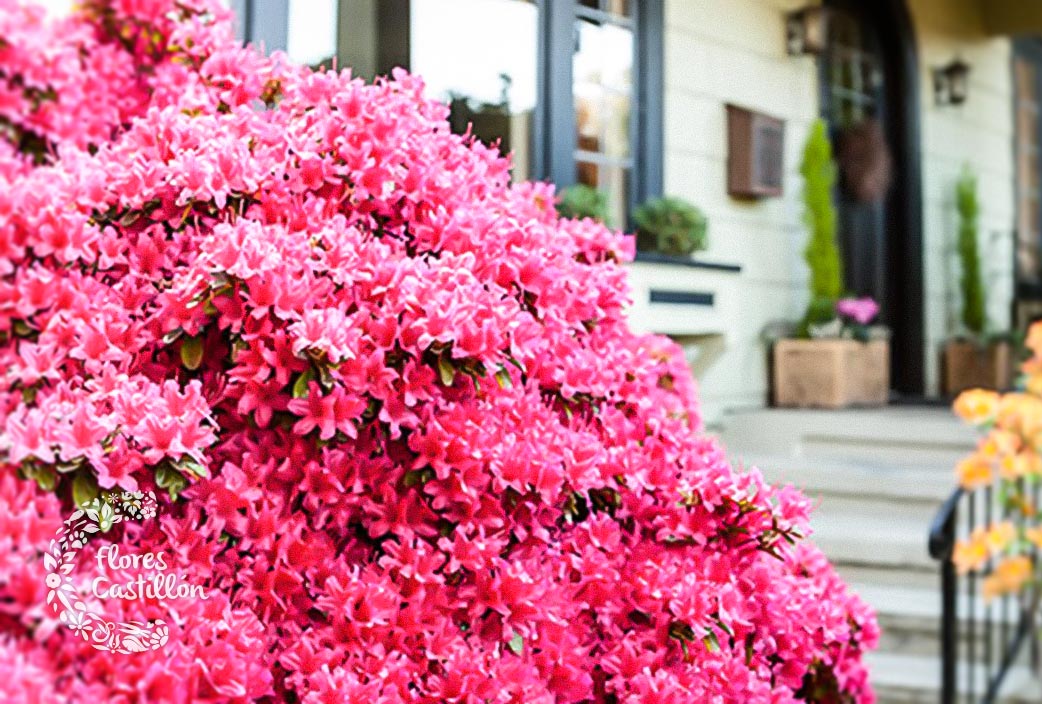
[437,355,456,386]
[180,336,204,370]
[507,632,523,655]
[155,464,188,500]
[72,472,99,508]
[703,630,721,653]
[668,621,695,642]
[292,368,315,398]
[177,458,209,478]
[28,465,57,492]
[403,468,434,488]
[495,367,513,389]
[317,363,336,391]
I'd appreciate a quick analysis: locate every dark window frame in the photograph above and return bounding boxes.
[540,0,663,223]
[238,0,662,224]
[1013,38,1042,301]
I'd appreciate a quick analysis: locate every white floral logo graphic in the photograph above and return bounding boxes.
[44,491,169,654]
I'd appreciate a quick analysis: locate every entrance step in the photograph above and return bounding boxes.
[717,407,1034,703]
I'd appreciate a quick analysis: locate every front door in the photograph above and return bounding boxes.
[822,0,924,396]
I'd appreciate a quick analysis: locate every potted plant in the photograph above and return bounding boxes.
[633,196,708,257]
[555,183,609,223]
[771,120,890,409]
[942,166,1013,395]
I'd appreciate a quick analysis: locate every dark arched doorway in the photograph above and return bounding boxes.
[821,0,924,396]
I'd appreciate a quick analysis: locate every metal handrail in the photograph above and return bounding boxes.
[928,486,1037,703]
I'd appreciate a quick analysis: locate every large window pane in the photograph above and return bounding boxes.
[411,0,537,181]
[287,0,338,67]
[573,13,633,225]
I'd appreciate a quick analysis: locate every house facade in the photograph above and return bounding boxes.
[230,0,1042,424]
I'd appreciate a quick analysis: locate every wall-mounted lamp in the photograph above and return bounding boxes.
[785,6,829,56]
[933,57,971,106]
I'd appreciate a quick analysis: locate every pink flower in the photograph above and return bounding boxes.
[837,296,880,325]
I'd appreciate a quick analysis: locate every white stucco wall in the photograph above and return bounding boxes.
[654,0,1018,419]
[660,0,820,424]
[907,0,1016,394]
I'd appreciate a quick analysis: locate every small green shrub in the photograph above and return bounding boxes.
[956,166,985,336]
[633,196,708,256]
[799,119,844,335]
[556,184,609,223]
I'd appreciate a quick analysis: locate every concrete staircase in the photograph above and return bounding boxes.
[719,407,1042,704]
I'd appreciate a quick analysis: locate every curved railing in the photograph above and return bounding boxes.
[929,484,1039,703]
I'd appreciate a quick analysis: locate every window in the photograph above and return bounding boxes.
[1015,42,1042,295]
[234,0,663,219]
[409,0,539,182]
[573,2,635,226]
[821,9,884,129]
[287,0,338,67]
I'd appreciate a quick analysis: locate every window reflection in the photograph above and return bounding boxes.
[287,0,338,67]
[411,0,538,181]
[573,9,634,226]
[1016,56,1042,286]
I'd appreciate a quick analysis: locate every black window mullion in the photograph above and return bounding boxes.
[542,0,578,187]
[247,0,288,53]
[633,0,663,211]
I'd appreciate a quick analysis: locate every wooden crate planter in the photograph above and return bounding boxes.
[942,340,1012,395]
[773,339,890,409]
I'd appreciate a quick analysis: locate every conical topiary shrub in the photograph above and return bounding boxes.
[799,119,844,336]
[0,2,877,701]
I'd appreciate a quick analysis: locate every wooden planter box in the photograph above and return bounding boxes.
[942,340,1012,395]
[772,339,890,409]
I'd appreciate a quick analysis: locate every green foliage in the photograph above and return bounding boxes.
[633,196,708,256]
[556,184,609,224]
[800,120,843,334]
[956,166,986,336]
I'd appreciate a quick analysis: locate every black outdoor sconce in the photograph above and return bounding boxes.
[785,6,828,56]
[933,57,971,106]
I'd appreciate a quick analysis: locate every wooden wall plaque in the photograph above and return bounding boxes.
[726,104,785,199]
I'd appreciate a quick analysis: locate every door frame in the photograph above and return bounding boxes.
[821,0,925,396]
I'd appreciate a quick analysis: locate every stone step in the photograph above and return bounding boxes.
[720,407,975,471]
[839,564,940,590]
[736,454,956,508]
[808,504,935,571]
[856,582,1024,658]
[869,652,1042,704]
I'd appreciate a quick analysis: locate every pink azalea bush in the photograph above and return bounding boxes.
[0,1,878,701]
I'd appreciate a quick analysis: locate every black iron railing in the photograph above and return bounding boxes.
[929,484,1039,703]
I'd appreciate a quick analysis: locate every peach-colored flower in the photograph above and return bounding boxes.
[983,555,1034,602]
[1026,526,1042,550]
[980,429,1021,459]
[954,389,1000,426]
[986,521,1017,553]
[1026,321,1042,356]
[953,528,989,574]
[956,454,994,490]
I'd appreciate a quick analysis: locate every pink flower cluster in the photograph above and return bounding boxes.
[0,2,878,702]
[836,297,880,326]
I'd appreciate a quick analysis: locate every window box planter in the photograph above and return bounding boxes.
[772,338,890,408]
[942,339,1012,395]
